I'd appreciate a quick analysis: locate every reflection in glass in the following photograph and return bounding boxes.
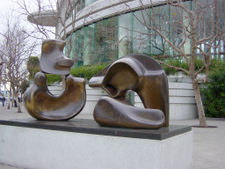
[65,0,225,66]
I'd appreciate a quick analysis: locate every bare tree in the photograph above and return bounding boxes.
[17,0,77,46]
[16,0,74,89]
[0,20,36,112]
[16,0,225,126]
[17,0,120,65]
[123,0,225,126]
[16,0,57,39]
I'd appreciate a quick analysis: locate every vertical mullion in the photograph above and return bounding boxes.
[131,12,134,53]
[168,4,172,56]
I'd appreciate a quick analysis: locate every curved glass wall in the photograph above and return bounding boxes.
[65,16,118,66]
[66,0,97,19]
[65,0,225,67]
[85,0,97,6]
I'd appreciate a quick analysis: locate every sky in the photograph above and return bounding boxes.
[0,0,56,91]
[0,0,43,32]
[0,0,39,55]
[0,0,56,55]
[0,0,16,16]
[0,0,21,32]
[0,0,55,33]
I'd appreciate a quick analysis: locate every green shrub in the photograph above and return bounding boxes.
[160,58,191,75]
[46,74,62,85]
[71,64,108,80]
[161,58,189,75]
[27,56,40,80]
[45,64,109,84]
[201,61,225,118]
[20,80,30,94]
[160,58,222,75]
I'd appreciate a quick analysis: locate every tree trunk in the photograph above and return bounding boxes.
[7,86,11,109]
[205,65,209,83]
[7,96,10,109]
[16,96,22,113]
[12,88,15,107]
[192,81,207,127]
[16,88,21,113]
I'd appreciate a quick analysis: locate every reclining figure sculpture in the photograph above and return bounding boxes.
[24,39,168,129]
[23,40,86,120]
[89,54,169,128]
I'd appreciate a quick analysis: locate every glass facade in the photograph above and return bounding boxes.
[65,0,225,67]
[65,16,118,66]
[66,0,97,19]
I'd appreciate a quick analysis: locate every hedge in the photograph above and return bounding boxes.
[70,64,108,80]
[201,61,225,118]
[46,64,108,85]
[46,58,223,84]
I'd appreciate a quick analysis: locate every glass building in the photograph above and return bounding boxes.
[31,0,225,67]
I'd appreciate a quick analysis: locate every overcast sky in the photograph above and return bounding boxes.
[0,1,17,30]
[0,0,56,55]
[0,0,32,34]
[0,0,55,32]
[0,0,16,16]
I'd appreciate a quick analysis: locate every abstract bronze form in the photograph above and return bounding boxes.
[89,54,169,128]
[24,40,86,120]
[40,40,74,75]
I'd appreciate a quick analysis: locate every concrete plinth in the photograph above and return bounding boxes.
[0,119,192,169]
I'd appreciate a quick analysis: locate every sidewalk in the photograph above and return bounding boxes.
[172,119,225,169]
[0,104,225,169]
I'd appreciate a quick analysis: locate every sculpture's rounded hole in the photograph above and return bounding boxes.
[124,90,145,108]
[105,84,118,97]
[47,76,65,96]
[103,63,138,98]
[133,91,145,108]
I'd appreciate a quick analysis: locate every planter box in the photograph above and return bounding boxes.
[48,82,197,120]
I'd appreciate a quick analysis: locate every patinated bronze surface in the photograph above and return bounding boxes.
[24,40,86,120]
[89,54,169,128]
[24,72,86,120]
[40,40,74,75]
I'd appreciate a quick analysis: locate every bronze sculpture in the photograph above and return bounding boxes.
[40,40,74,75]
[23,40,86,120]
[89,54,169,128]
[24,39,168,128]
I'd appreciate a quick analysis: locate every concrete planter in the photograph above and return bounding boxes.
[135,82,197,120]
[48,81,197,120]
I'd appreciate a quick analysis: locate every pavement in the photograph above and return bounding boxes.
[0,104,225,169]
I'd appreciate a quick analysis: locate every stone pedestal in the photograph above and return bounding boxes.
[0,119,192,169]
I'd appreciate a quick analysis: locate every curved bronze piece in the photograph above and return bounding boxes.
[94,97,165,128]
[89,54,169,128]
[40,40,74,75]
[24,39,86,120]
[24,72,86,120]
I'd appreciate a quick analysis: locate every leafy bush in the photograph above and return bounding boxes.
[27,56,40,80]
[20,80,30,94]
[201,61,225,118]
[160,58,222,75]
[46,64,108,84]
[71,64,108,80]
[46,74,62,84]
[161,58,189,75]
